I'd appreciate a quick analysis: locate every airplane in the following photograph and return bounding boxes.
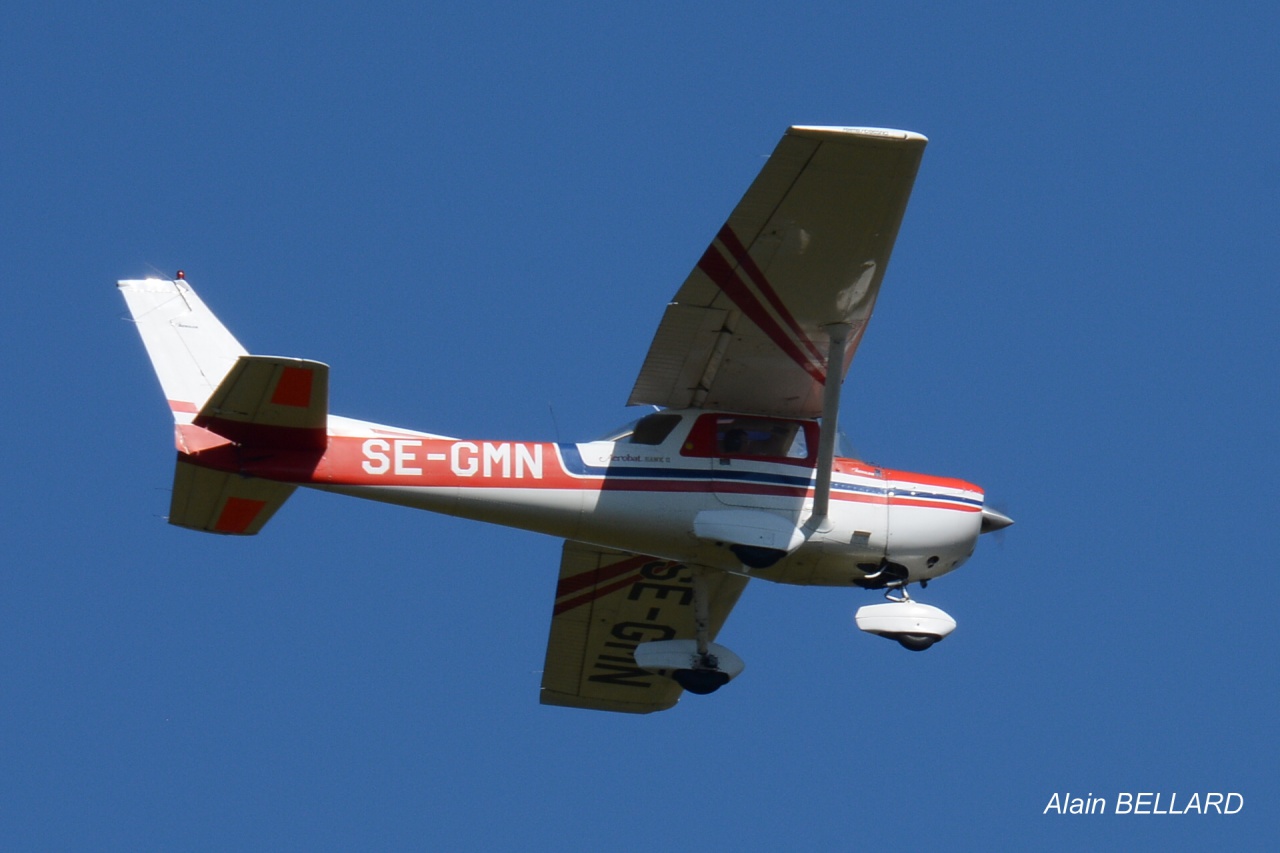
[119,125,1012,714]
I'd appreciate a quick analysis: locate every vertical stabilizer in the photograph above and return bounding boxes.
[118,277,248,421]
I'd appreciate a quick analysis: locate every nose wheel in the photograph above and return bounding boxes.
[854,583,957,651]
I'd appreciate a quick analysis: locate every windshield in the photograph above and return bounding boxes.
[594,419,639,442]
[835,428,858,459]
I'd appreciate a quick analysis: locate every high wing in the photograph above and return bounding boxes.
[628,126,927,418]
[540,541,748,714]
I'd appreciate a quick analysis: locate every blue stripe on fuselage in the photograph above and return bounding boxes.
[556,444,980,508]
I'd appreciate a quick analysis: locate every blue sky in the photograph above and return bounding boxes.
[3,2,1277,849]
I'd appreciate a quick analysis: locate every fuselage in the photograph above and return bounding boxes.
[188,408,985,587]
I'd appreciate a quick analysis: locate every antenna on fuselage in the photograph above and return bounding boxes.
[547,402,562,443]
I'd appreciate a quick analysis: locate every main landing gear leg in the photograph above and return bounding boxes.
[632,568,746,695]
[673,569,730,695]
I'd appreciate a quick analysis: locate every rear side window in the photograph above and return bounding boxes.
[628,413,683,446]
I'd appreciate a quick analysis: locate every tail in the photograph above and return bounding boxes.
[119,276,329,535]
[117,276,248,421]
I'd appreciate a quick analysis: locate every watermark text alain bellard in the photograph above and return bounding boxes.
[1044,792,1243,815]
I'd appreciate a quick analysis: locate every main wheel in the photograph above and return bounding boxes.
[673,668,731,694]
[896,634,939,652]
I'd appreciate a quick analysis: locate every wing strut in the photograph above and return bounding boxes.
[809,323,852,529]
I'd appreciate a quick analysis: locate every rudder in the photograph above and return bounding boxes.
[118,276,247,420]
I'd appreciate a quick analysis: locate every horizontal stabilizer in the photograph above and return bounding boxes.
[169,458,296,535]
[168,356,329,533]
[196,355,330,449]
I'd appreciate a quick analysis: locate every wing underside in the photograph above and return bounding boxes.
[629,126,927,418]
[540,541,748,714]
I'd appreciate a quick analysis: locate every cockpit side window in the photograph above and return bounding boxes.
[628,413,682,445]
[680,414,818,465]
[716,418,802,457]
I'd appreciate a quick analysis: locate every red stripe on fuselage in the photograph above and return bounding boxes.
[888,496,982,513]
[212,435,981,513]
[883,468,983,491]
[191,416,329,451]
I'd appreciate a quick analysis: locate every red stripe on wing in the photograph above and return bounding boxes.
[553,553,683,616]
[717,226,826,366]
[555,553,651,598]
[697,243,826,384]
[552,570,644,616]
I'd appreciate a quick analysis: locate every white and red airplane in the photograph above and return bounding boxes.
[120,126,1011,714]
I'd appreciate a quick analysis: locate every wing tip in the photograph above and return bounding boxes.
[539,689,678,714]
[789,125,928,144]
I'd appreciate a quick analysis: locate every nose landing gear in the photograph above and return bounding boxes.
[854,558,909,589]
[855,584,957,651]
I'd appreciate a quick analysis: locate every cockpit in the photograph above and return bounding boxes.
[595,410,855,467]
[596,412,685,445]
[683,414,817,465]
